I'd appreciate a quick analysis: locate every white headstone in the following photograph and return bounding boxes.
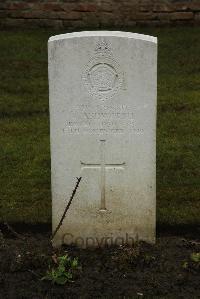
[48,31,157,247]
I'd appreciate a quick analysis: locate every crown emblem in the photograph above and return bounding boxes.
[94,40,112,57]
[82,39,124,100]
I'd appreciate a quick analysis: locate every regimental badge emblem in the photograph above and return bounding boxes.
[82,39,124,100]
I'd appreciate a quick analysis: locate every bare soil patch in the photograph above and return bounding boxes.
[0,225,199,298]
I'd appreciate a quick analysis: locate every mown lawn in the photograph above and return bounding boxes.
[0,27,199,226]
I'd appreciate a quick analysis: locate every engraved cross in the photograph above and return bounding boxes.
[81,140,125,211]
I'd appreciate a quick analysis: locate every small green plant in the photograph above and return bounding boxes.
[182,261,188,269]
[190,252,200,263]
[182,252,200,271]
[42,254,79,285]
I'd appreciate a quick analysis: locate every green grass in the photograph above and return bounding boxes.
[0,27,199,226]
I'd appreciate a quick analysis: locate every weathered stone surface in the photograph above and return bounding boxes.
[194,12,200,23]
[0,18,26,28]
[153,3,174,13]
[134,12,156,20]
[189,2,200,11]
[174,3,190,12]
[99,3,113,13]
[63,20,85,29]
[140,4,153,12]
[0,0,199,28]
[75,3,97,12]
[48,31,157,247]
[171,12,194,20]
[100,12,115,26]
[27,18,63,29]
[157,12,170,21]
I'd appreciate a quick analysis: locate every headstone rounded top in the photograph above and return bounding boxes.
[48,31,157,44]
[48,27,157,248]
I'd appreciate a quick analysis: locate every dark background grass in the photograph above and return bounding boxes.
[0,27,199,226]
